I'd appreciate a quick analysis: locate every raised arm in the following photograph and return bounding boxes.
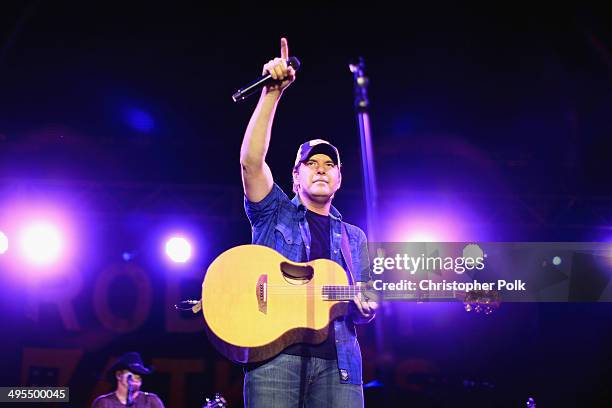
[240,37,296,202]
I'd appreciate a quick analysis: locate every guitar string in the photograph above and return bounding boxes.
[253,284,467,298]
[262,290,457,298]
[264,285,459,293]
[263,285,469,297]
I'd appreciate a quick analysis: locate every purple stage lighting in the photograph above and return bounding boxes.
[0,231,8,254]
[123,107,155,133]
[0,202,77,278]
[18,222,64,266]
[382,197,484,242]
[165,236,192,263]
[395,216,465,242]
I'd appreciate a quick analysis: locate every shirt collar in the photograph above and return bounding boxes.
[291,194,343,221]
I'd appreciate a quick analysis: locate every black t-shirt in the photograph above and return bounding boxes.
[307,209,331,263]
[283,210,337,359]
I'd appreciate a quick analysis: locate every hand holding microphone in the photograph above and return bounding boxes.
[232,38,301,102]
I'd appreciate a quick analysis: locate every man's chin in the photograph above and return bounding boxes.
[307,190,333,202]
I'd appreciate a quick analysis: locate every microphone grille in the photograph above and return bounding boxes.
[288,56,301,71]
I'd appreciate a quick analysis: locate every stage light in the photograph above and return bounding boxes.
[0,231,8,254]
[18,222,63,266]
[165,236,192,263]
[552,256,562,266]
[383,198,482,242]
[124,107,155,133]
[396,218,465,242]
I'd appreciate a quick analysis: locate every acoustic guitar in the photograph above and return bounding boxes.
[200,245,499,363]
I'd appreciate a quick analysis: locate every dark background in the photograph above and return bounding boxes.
[0,1,611,407]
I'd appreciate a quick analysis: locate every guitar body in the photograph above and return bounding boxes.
[201,245,349,363]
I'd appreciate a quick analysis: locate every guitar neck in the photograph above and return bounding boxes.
[321,285,363,301]
[321,285,469,302]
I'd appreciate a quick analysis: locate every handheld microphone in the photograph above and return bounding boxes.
[126,374,134,406]
[232,56,301,102]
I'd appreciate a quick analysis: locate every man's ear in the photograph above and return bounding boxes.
[330,169,341,200]
[292,168,300,191]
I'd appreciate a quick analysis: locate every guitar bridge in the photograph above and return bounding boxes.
[256,275,267,314]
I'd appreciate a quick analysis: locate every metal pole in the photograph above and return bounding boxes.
[350,58,379,243]
[350,58,386,362]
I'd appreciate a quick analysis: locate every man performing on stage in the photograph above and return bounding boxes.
[240,37,378,407]
[91,352,164,408]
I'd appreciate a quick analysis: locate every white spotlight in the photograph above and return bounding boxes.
[165,236,192,263]
[19,222,63,266]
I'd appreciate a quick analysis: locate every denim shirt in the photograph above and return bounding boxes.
[244,183,371,385]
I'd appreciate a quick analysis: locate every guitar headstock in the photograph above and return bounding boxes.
[463,290,501,315]
[203,392,227,408]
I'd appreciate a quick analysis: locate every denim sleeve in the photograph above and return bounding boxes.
[357,228,371,283]
[244,183,286,228]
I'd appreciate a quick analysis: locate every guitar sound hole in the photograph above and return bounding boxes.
[280,261,313,282]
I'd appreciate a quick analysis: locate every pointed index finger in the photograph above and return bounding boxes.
[280,37,289,60]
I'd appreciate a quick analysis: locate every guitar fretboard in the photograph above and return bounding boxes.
[321,285,363,301]
[320,285,466,301]
[321,285,361,300]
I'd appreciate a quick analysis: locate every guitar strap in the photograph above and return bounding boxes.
[340,222,357,284]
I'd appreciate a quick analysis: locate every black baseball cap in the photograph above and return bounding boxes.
[294,139,341,168]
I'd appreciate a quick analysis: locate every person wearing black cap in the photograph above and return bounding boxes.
[239,38,377,407]
[91,352,164,407]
